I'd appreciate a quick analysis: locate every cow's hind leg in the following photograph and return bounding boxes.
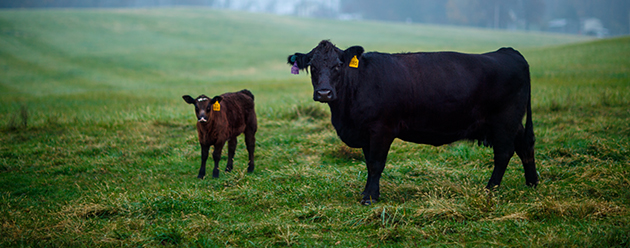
[226,137,237,172]
[515,125,539,187]
[486,128,516,189]
[245,126,256,173]
[212,143,225,178]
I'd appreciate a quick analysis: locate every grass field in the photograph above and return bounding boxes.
[1,8,629,247]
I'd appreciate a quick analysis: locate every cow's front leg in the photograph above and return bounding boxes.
[212,142,225,178]
[361,134,394,205]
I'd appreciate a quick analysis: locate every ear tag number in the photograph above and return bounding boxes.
[212,102,221,111]
[349,55,359,68]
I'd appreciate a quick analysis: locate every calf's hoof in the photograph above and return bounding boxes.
[212,170,220,178]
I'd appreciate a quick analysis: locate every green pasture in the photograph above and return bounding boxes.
[1,8,629,247]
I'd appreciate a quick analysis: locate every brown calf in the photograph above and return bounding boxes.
[183,89,257,178]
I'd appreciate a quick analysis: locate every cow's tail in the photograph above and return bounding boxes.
[240,89,255,101]
[524,79,535,150]
[515,48,534,150]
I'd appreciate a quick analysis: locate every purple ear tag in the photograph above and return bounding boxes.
[291,61,299,75]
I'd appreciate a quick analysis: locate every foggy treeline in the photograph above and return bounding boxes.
[344,0,628,36]
[1,0,628,36]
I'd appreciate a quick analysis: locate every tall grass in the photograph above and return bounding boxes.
[1,8,628,247]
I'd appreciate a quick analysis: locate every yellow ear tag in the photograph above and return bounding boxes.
[349,55,359,68]
[212,101,221,111]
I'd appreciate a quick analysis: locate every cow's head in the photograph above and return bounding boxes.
[182,94,223,123]
[288,40,364,102]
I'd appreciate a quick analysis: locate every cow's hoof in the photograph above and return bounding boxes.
[485,182,500,190]
[212,171,220,178]
[361,199,377,206]
[526,180,539,188]
[197,175,205,179]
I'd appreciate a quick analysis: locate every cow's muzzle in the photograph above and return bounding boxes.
[315,89,334,102]
[198,116,208,122]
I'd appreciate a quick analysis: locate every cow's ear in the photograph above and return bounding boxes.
[183,95,196,104]
[342,46,364,68]
[342,46,364,62]
[288,52,311,70]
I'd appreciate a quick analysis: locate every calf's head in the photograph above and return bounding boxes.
[288,40,364,102]
[182,94,223,123]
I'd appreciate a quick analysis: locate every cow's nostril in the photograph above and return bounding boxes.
[316,89,334,102]
[318,90,331,97]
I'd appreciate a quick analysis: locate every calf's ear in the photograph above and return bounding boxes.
[287,52,312,70]
[342,46,364,65]
[211,96,223,103]
[183,95,196,104]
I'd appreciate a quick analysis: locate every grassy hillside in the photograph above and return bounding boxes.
[1,8,628,247]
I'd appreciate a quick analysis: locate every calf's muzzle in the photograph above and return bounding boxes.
[198,111,208,122]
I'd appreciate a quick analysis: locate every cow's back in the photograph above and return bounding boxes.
[335,48,530,146]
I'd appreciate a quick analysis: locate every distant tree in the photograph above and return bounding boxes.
[341,0,447,24]
[523,0,546,29]
[447,0,502,28]
[0,0,215,8]
[445,0,469,24]
[544,0,629,36]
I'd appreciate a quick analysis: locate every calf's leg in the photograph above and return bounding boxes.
[212,143,225,178]
[245,128,256,173]
[226,137,237,172]
[198,144,210,179]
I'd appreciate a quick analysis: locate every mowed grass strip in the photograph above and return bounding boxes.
[1,8,628,247]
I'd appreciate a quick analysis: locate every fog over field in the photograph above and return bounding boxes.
[2,0,629,36]
[0,5,628,248]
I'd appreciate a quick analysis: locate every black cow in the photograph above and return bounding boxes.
[288,40,538,205]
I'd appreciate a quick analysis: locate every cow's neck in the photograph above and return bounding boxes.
[326,89,368,148]
[327,92,354,128]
